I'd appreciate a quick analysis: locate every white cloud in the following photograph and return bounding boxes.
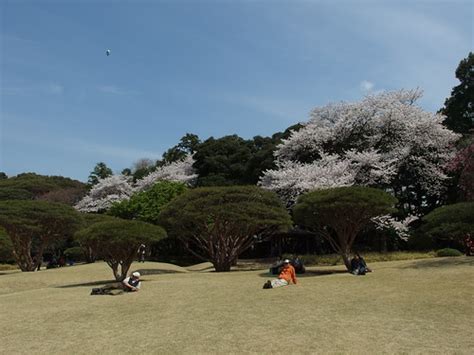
[360,80,374,92]
[67,138,160,161]
[98,85,140,95]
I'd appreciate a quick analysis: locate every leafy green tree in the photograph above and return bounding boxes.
[439,52,474,136]
[245,124,304,184]
[420,202,474,242]
[0,173,86,202]
[159,186,291,272]
[160,133,201,166]
[0,201,82,271]
[88,162,113,186]
[0,188,34,201]
[131,158,155,182]
[108,181,187,224]
[75,218,166,280]
[0,172,7,180]
[293,186,397,270]
[193,135,254,186]
[77,213,118,263]
[121,168,132,176]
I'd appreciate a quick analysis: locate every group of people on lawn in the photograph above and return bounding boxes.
[262,253,371,289]
[93,253,370,295]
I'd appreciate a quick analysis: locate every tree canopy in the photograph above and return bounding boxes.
[158,185,291,271]
[193,135,255,186]
[420,202,474,241]
[293,186,397,270]
[0,200,82,271]
[88,162,113,186]
[192,126,303,187]
[439,52,474,136]
[0,173,86,203]
[261,90,459,214]
[159,133,201,166]
[76,213,118,263]
[109,181,187,224]
[75,218,166,280]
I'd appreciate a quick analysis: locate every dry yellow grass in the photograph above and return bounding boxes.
[0,257,472,354]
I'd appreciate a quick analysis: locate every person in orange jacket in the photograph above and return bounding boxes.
[263,259,297,289]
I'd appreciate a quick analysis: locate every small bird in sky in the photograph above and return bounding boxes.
[106,49,111,56]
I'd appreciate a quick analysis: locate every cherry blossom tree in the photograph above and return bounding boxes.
[75,175,134,213]
[260,89,460,214]
[371,214,418,241]
[134,154,197,192]
[75,155,197,213]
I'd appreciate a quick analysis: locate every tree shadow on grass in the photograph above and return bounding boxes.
[397,257,474,270]
[56,280,119,288]
[257,269,348,278]
[55,269,186,288]
[134,268,187,275]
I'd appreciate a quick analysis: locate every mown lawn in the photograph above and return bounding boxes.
[0,257,472,354]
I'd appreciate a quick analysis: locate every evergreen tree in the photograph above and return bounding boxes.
[440,52,474,136]
[88,162,113,186]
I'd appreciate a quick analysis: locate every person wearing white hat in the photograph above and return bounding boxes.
[263,259,297,289]
[122,272,141,292]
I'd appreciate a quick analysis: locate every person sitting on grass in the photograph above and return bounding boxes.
[122,271,141,292]
[263,259,297,289]
[350,253,372,275]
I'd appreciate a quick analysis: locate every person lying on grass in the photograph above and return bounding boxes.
[90,271,142,295]
[122,271,141,292]
[263,259,297,289]
[350,253,372,275]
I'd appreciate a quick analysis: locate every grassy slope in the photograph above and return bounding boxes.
[0,258,472,354]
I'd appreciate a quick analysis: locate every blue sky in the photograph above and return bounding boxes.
[1,0,472,182]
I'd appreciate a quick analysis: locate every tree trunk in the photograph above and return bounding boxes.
[380,233,388,253]
[111,263,121,281]
[119,262,132,281]
[85,246,96,263]
[213,260,232,272]
[341,252,352,271]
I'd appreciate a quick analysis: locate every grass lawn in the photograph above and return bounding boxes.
[0,257,472,354]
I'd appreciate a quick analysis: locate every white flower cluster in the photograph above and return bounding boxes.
[134,154,197,192]
[75,155,197,212]
[260,89,459,204]
[372,214,419,241]
[259,154,354,204]
[74,175,134,213]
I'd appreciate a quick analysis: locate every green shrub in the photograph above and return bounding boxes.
[64,246,85,261]
[436,248,463,257]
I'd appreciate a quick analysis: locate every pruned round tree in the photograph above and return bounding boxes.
[158,186,292,272]
[77,213,117,263]
[293,186,397,270]
[75,218,166,281]
[420,202,474,241]
[0,200,82,271]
